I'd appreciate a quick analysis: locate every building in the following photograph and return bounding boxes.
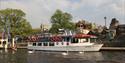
[109,18,119,30]
[116,24,125,35]
[75,20,90,34]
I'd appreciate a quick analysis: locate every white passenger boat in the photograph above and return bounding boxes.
[27,34,103,52]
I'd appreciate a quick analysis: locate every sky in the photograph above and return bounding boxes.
[0,0,125,28]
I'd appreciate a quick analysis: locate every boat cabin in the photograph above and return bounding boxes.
[28,35,72,47]
[28,34,97,47]
[71,34,97,43]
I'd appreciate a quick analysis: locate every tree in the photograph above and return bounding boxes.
[50,9,75,34]
[0,8,32,38]
[49,23,61,33]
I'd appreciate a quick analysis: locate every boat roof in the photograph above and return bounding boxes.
[73,34,97,38]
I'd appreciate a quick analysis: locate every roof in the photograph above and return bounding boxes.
[73,34,97,38]
[118,24,125,28]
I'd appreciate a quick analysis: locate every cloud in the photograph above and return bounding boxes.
[68,0,125,26]
[0,0,124,28]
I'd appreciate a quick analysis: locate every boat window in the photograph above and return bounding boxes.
[3,41,6,44]
[33,43,36,46]
[43,42,48,46]
[90,38,96,42]
[79,39,87,43]
[71,38,78,43]
[38,43,42,46]
[64,37,70,42]
[56,42,59,45]
[67,37,70,42]
[86,38,89,42]
[64,38,66,41]
[61,42,63,45]
[49,42,54,46]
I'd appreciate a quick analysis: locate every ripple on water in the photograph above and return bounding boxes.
[0,49,125,63]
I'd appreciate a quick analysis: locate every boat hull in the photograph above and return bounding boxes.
[28,44,103,52]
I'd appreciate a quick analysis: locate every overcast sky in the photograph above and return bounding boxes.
[0,0,125,28]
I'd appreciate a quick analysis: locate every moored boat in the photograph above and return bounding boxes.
[0,39,8,49]
[27,34,103,52]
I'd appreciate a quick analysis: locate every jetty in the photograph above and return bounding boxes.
[101,47,125,51]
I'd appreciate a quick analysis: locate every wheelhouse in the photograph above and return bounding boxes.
[71,34,97,43]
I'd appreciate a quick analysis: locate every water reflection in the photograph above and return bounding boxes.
[0,49,27,63]
[27,51,125,63]
[0,49,125,63]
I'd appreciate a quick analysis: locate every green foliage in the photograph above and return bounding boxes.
[50,9,75,34]
[49,23,61,34]
[0,8,32,37]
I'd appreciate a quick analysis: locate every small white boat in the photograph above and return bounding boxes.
[27,34,103,52]
[0,39,8,49]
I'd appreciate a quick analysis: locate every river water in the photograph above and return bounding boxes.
[0,49,125,63]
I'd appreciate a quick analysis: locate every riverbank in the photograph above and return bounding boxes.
[100,47,125,51]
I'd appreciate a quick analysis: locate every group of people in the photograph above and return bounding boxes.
[27,35,63,42]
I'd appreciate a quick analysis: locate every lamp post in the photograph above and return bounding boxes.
[104,16,107,27]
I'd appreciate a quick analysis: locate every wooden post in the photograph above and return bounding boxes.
[4,39,8,49]
[12,38,15,48]
[11,38,17,51]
